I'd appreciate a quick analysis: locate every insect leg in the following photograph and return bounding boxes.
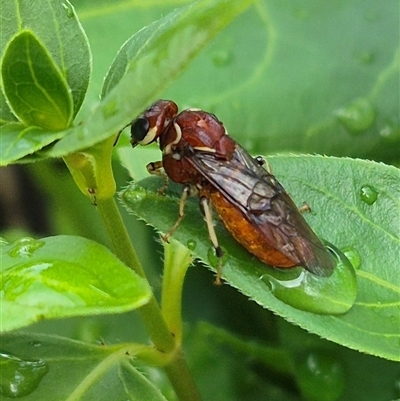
[162,185,194,242]
[199,196,224,285]
[146,161,169,194]
[298,202,312,214]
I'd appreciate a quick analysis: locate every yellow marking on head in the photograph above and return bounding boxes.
[163,122,182,155]
[140,125,158,145]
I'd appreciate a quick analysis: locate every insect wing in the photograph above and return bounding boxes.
[188,145,335,276]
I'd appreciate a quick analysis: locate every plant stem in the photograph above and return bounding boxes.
[161,240,193,344]
[97,196,174,350]
[96,196,202,401]
[164,348,202,401]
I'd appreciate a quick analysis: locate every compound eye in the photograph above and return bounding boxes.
[130,117,150,143]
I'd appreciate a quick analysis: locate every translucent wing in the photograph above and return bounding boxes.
[188,145,335,276]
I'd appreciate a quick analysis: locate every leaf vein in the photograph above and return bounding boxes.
[357,270,400,293]
[288,167,400,244]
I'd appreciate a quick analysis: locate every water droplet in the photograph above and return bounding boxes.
[207,246,228,268]
[211,50,233,67]
[334,98,375,134]
[121,185,147,205]
[102,100,118,119]
[207,246,219,268]
[0,352,49,398]
[294,350,346,401]
[28,341,42,348]
[62,2,74,18]
[393,374,400,398]
[7,238,45,258]
[186,239,197,251]
[357,51,375,64]
[342,247,361,270]
[379,123,400,142]
[260,243,357,314]
[359,184,378,205]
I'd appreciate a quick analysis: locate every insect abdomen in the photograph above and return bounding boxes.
[209,190,296,268]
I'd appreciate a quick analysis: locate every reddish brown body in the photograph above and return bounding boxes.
[209,190,295,267]
[152,107,232,181]
[128,100,335,278]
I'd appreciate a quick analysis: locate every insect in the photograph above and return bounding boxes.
[122,100,335,283]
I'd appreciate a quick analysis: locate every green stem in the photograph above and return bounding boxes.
[164,348,202,401]
[96,196,202,401]
[161,240,193,344]
[96,196,173,351]
[200,322,293,375]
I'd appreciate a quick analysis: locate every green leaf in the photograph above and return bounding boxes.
[0,332,168,400]
[192,321,400,401]
[40,0,256,158]
[0,0,91,119]
[120,155,400,361]
[1,236,152,332]
[0,89,17,125]
[185,323,298,401]
[0,123,65,166]
[163,0,400,163]
[0,0,91,165]
[1,30,73,130]
[278,321,400,401]
[74,0,399,163]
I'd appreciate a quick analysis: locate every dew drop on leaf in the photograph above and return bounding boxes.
[207,246,228,268]
[102,100,118,119]
[207,247,219,268]
[334,98,375,134]
[211,50,234,67]
[379,123,400,141]
[186,239,197,251]
[294,350,346,401]
[342,246,361,270]
[0,352,49,398]
[356,51,375,64]
[28,341,42,348]
[260,243,357,314]
[121,184,147,204]
[7,238,45,258]
[393,374,400,398]
[62,2,74,18]
[359,184,378,205]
